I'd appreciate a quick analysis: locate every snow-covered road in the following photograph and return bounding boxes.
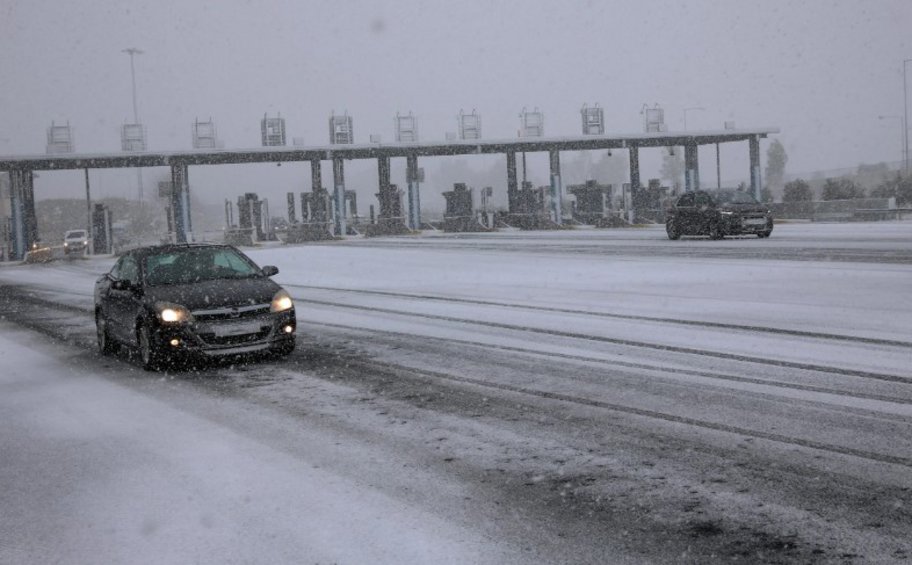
[1,221,910,563]
[0,325,522,565]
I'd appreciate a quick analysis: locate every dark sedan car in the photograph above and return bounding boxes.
[94,243,296,370]
[665,189,773,240]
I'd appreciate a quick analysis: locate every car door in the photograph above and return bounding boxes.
[107,254,143,343]
[674,193,697,234]
[693,192,715,234]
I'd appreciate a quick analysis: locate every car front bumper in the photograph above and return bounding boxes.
[720,215,772,235]
[151,309,297,358]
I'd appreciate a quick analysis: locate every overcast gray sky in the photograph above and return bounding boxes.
[1,0,910,209]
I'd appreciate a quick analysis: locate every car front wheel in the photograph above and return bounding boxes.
[665,220,681,240]
[137,320,162,371]
[96,313,117,355]
[709,224,724,240]
[272,339,296,357]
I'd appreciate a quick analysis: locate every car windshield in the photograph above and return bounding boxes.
[144,247,261,286]
[66,230,86,239]
[710,190,760,205]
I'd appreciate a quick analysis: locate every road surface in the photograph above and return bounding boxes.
[1,222,910,563]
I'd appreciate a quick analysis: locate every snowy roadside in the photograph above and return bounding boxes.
[0,322,527,565]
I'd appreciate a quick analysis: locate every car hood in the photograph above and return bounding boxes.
[144,277,281,310]
[719,203,769,214]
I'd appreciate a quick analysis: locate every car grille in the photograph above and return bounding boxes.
[192,303,271,321]
[198,327,272,346]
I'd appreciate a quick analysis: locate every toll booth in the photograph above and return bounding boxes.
[569,180,614,225]
[303,188,332,223]
[238,193,265,240]
[285,188,335,242]
[376,183,403,221]
[443,183,485,232]
[92,203,113,254]
[224,193,264,246]
[509,181,552,230]
[636,179,670,222]
[364,184,409,236]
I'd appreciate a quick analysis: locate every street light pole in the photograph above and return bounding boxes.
[123,47,144,205]
[683,106,705,131]
[903,59,911,173]
[123,47,143,123]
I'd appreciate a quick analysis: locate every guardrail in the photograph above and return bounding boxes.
[853,208,912,221]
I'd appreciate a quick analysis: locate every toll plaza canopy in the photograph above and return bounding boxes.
[0,127,778,261]
[0,128,779,171]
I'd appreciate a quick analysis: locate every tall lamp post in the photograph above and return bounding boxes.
[123,47,145,204]
[683,106,705,131]
[123,47,143,122]
[878,115,905,164]
[903,59,911,173]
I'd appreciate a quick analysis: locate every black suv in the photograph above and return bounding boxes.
[94,243,296,370]
[665,189,773,240]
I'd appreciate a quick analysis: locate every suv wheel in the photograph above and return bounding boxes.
[665,220,681,240]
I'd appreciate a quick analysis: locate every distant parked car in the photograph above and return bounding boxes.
[63,229,89,254]
[94,243,296,370]
[665,189,773,240]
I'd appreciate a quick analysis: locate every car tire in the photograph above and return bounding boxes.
[96,312,118,355]
[757,230,772,238]
[665,221,681,240]
[273,340,296,357]
[709,224,724,240]
[137,320,162,371]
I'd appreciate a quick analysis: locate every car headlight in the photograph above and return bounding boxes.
[64,242,68,247]
[271,289,293,313]
[155,302,193,323]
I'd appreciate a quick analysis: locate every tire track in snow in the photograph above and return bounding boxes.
[325,351,912,469]
[286,284,912,349]
[306,319,912,409]
[292,297,912,386]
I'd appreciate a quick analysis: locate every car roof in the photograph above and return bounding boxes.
[127,243,234,258]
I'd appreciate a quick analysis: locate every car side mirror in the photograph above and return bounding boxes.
[261,265,279,277]
[111,279,136,291]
